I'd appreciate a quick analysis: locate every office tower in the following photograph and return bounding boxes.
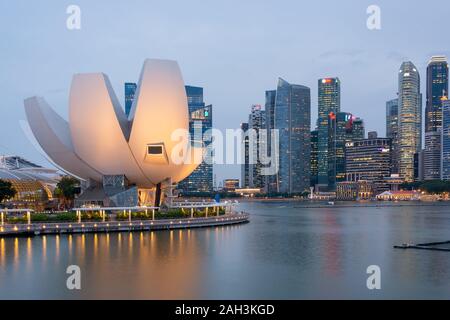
[386,98,399,174]
[327,112,353,189]
[124,82,137,117]
[310,130,319,187]
[425,56,449,132]
[264,90,277,193]
[241,122,250,188]
[318,78,340,186]
[275,78,311,194]
[345,138,392,193]
[442,99,450,180]
[177,86,213,193]
[424,130,442,180]
[352,117,365,140]
[248,105,266,188]
[398,61,422,182]
[368,131,378,139]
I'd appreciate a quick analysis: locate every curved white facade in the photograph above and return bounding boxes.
[24,59,203,188]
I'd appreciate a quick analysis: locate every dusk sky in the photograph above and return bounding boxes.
[1,0,449,184]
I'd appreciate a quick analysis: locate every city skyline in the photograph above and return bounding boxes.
[1,1,450,184]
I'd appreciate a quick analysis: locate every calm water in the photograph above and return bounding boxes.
[1,201,450,299]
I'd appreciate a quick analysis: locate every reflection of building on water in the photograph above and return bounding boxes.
[0,156,60,210]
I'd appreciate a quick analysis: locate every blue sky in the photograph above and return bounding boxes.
[1,0,449,184]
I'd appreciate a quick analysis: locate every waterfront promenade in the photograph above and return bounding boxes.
[0,213,250,237]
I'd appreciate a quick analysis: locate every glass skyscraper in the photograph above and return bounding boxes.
[398,61,422,182]
[424,130,442,180]
[124,82,137,117]
[425,56,448,133]
[386,98,399,174]
[442,99,450,180]
[423,56,448,180]
[318,78,340,187]
[275,78,311,194]
[177,86,213,193]
[327,112,354,189]
[310,130,319,187]
[248,105,266,188]
[264,90,277,193]
[241,122,250,188]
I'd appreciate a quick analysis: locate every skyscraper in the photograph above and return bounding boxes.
[386,98,399,174]
[327,112,354,189]
[424,130,442,180]
[352,117,365,140]
[177,86,213,193]
[310,129,319,187]
[318,78,340,186]
[398,61,422,182]
[124,82,137,117]
[275,78,311,194]
[264,90,277,193]
[345,138,392,193]
[248,105,266,188]
[442,98,450,180]
[425,56,449,133]
[241,122,250,188]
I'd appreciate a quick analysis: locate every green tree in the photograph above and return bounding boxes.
[0,179,17,205]
[54,176,80,209]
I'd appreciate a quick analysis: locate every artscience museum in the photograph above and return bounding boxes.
[23,59,204,207]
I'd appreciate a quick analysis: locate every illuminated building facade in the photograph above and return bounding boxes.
[423,130,442,180]
[345,138,392,193]
[425,56,448,133]
[275,78,311,194]
[398,61,422,182]
[386,98,399,174]
[336,180,373,201]
[318,78,340,186]
[248,105,266,188]
[178,86,213,193]
[310,129,318,187]
[442,99,450,180]
[0,156,59,210]
[241,122,250,188]
[327,112,354,189]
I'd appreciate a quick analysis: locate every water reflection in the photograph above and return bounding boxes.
[1,203,450,299]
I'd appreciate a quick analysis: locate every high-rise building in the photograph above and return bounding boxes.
[310,130,319,187]
[352,117,365,140]
[398,61,422,182]
[424,130,442,180]
[124,82,137,117]
[241,122,250,188]
[275,78,311,194]
[442,99,450,180]
[368,131,378,139]
[386,98,399,174]
[345,138,392,193]
[264,90,277,193]
[248,105,266,188]
[425,56,448,133]
[177,86,213,193]
[327,112,354,189]
[318,78,340,186]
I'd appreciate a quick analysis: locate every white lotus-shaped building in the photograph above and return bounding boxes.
[23,59,203,207]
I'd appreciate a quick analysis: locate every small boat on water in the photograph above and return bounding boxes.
[327,201,335,206]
